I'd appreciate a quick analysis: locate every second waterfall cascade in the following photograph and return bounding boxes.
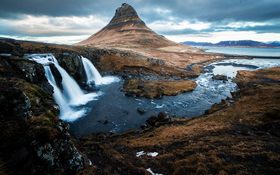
[81,56,119,86]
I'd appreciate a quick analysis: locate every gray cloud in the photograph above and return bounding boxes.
[0,0,280,22]
[0,0,279,43]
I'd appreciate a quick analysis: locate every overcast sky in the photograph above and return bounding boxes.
[0,0,280,44]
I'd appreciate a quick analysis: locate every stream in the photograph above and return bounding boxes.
[70,58,280,136]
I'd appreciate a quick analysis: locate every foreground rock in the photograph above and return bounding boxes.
[79,67,280,174]
[0,56,92,174]
[123,78,197,98]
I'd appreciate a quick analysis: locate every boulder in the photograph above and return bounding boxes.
[146,112,172,127]
[137,108,146,115]
[212,74,228,81]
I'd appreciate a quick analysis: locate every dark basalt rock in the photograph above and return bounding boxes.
[0,56,53,95]
[55,53,87,85]
[146,112,172,127]
[49,63,63,90]
[0,87,31,119]
[212,74,228,81]
[137,108,146,115]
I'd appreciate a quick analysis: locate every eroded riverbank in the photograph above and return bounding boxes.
[78,66,280,175]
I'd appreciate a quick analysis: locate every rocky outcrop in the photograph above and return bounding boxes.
[212,74,228,81]
[49,63,63,89]
[0,87,31,119]
[145,112,173,127]
[0,56,91,174]
[0,56,52,93]
[55,53,87,86]
[123,78,197,98]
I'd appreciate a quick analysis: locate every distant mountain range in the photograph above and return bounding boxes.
[182,40,280,48]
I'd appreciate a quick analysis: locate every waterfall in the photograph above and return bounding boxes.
[26,53,99,122]
[44,65,88,121]
[52,60,85,104]
[81,56,119,85]
[81,56,103,85]
[44,66,72,116]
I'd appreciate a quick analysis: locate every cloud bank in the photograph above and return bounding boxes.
[0,0,279,44]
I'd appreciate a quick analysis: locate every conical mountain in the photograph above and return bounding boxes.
[77,3,178,48]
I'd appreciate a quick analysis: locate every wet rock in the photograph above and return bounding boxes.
[203,65,215,73]
[212,74,228,81]
[146,112,172,127]
[140,124,148,130]
[205,99,229,114]
[137,108,146,115]
[49,63,63,89]
[55,52,86,85]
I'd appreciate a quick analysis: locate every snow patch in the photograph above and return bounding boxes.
[146,168,163,175]
[136,151,159,157]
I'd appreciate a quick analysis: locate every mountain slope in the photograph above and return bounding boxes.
[76,3,226,75]
[77,3,179,48]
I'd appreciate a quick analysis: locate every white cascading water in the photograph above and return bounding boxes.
[51,57,85,104]
[81,56,119,85]
[44,65,87,121]
[44,66,72,115]
[25,53,99,122]
[81,56,103,85]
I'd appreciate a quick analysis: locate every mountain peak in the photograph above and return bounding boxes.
[77,3,178,48]
[107,3,145,27]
